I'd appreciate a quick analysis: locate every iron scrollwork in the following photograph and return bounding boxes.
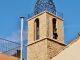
[34,0,56,15]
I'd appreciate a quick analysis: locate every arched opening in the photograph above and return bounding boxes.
[52,18,58,39]
[35,18,40,40]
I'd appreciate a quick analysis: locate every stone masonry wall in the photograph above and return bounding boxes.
[47,39,66,60]
[27,39,47,60]
[46,12,64,43]
[27,38,66,60]
[28,11,64,44]
[28,12,47,44]
[27,11,66,60]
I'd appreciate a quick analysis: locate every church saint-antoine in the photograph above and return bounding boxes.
[0,0,80,60]
[27,0,80,60]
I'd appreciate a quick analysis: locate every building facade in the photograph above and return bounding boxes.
[27,0,80,60]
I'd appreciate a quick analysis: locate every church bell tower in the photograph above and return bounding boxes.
[27,0,66,60]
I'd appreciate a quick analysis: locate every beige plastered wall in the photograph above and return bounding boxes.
[51,38,80,60]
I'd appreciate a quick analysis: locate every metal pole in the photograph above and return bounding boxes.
[20,16,24,60]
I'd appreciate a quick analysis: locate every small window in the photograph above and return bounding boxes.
[35,18,40,40]
[52,18,58,39]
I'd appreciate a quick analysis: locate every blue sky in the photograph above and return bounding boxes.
[0,0,80,59]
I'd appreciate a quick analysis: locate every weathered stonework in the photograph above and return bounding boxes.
[28,11,64,44]
[27,11,66,60]
[46,12,64,43]
[27,38,66,60]
[28,12,47,44]
[27,39,47,60]
[47,38,66,60]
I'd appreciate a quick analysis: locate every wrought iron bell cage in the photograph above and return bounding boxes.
[34,0,56,15]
